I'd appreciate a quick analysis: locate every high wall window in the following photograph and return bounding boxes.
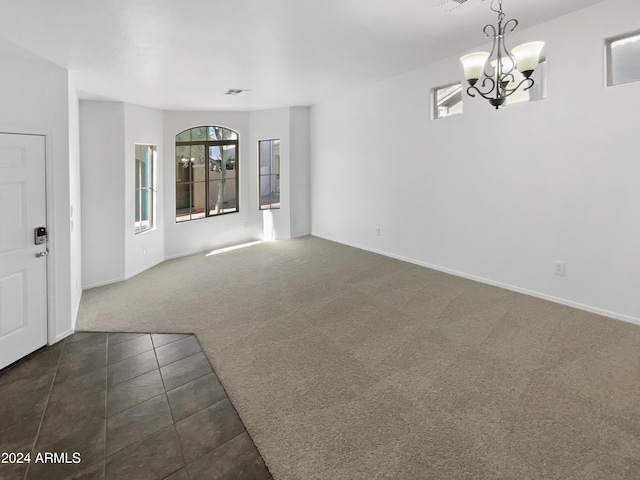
[175,126,239,222]
[135,144,156,234]
[259,139,280,210]
[606,31,640,86]
[433,83,463,119]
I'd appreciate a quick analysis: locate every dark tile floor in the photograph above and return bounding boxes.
[0,332,272,480]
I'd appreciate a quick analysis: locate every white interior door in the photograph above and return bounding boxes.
[0,133,47,370]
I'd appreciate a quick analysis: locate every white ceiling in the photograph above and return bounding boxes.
[0,0,603,111]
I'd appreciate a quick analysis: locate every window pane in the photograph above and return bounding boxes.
[608,32,640,86]
[209,145,221,179]
[272,140,280,175]
[141,188,152,222]
[176,183,191,220]
[434,83,463,119]
[135,146,142,190]
[209,180,220,214]
[270,174,280,208]
[191,144,205,165]
[176,130,190,142]
[192,182,206,219]
[208,179,235,214]
[259,142,271,169]
[259,175,270,209]
[223,145,236,174]
[208,126,238,140]
[140,147,151,189]
[176,146,192,183]
[192,145,206,183]
[191,127,207,141]
[135,189,141,224]
[224,182,237,212]
[223,129,238,140]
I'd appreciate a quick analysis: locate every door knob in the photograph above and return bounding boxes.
[35,250,48,258]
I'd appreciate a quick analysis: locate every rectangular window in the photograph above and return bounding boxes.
[259,139,280,210]
[135,144,156,234]
[606,31,640,86]
[433,83,463,119]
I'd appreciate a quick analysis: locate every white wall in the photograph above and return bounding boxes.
[80,102,126,287]
[163,111,258,258]
[124,104,164,278]
[289,107,311,238]
[68,74,82,325]
[0,43,74,341]
[311,0,640,323]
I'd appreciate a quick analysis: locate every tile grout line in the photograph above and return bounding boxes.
[171,387,227,425]
[155,339,189,478]
[191,430,247,468]
[107,391,167,419]
[22,339,66,480]
[104,394,172,458]
[107,335,196,389]
[103,333,109,480]
[106,332,146,347]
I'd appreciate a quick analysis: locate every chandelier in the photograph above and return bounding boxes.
[460,0,545,109]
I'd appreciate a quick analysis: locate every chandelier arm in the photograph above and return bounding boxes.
[498,26,518,77]
[467,77,498,100]
[482,26,499,78]
[502,78,535,97]
[503,18,518,35]
[480,76,497,91]
[467,85,495,101]
[483,24,497,39]
[501,73,516,84]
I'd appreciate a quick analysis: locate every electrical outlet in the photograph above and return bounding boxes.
[244,221,249,228]
[554,261,565,276]
[143,246,148,255]
[375,227,381,237]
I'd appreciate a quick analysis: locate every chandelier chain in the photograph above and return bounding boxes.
[490,0,506,24]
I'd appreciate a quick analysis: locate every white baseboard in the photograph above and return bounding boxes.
[72,288,82,328]
[83,276,127,290]
[314,234,640,328]
[125,259,165,281]
[54,328,75,344]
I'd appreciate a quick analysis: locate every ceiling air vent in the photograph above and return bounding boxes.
[434,0,476,12]
[224,89,251,96]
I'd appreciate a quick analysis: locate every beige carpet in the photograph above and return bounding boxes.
[77,236,640,479]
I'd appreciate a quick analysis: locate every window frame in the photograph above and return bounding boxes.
[134,144,156,235]
[175,127,240,223]
[605,30,640,87]
[258,139,281,210]
[433,82,463,120]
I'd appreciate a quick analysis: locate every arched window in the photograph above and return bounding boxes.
[175,126,239,222]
